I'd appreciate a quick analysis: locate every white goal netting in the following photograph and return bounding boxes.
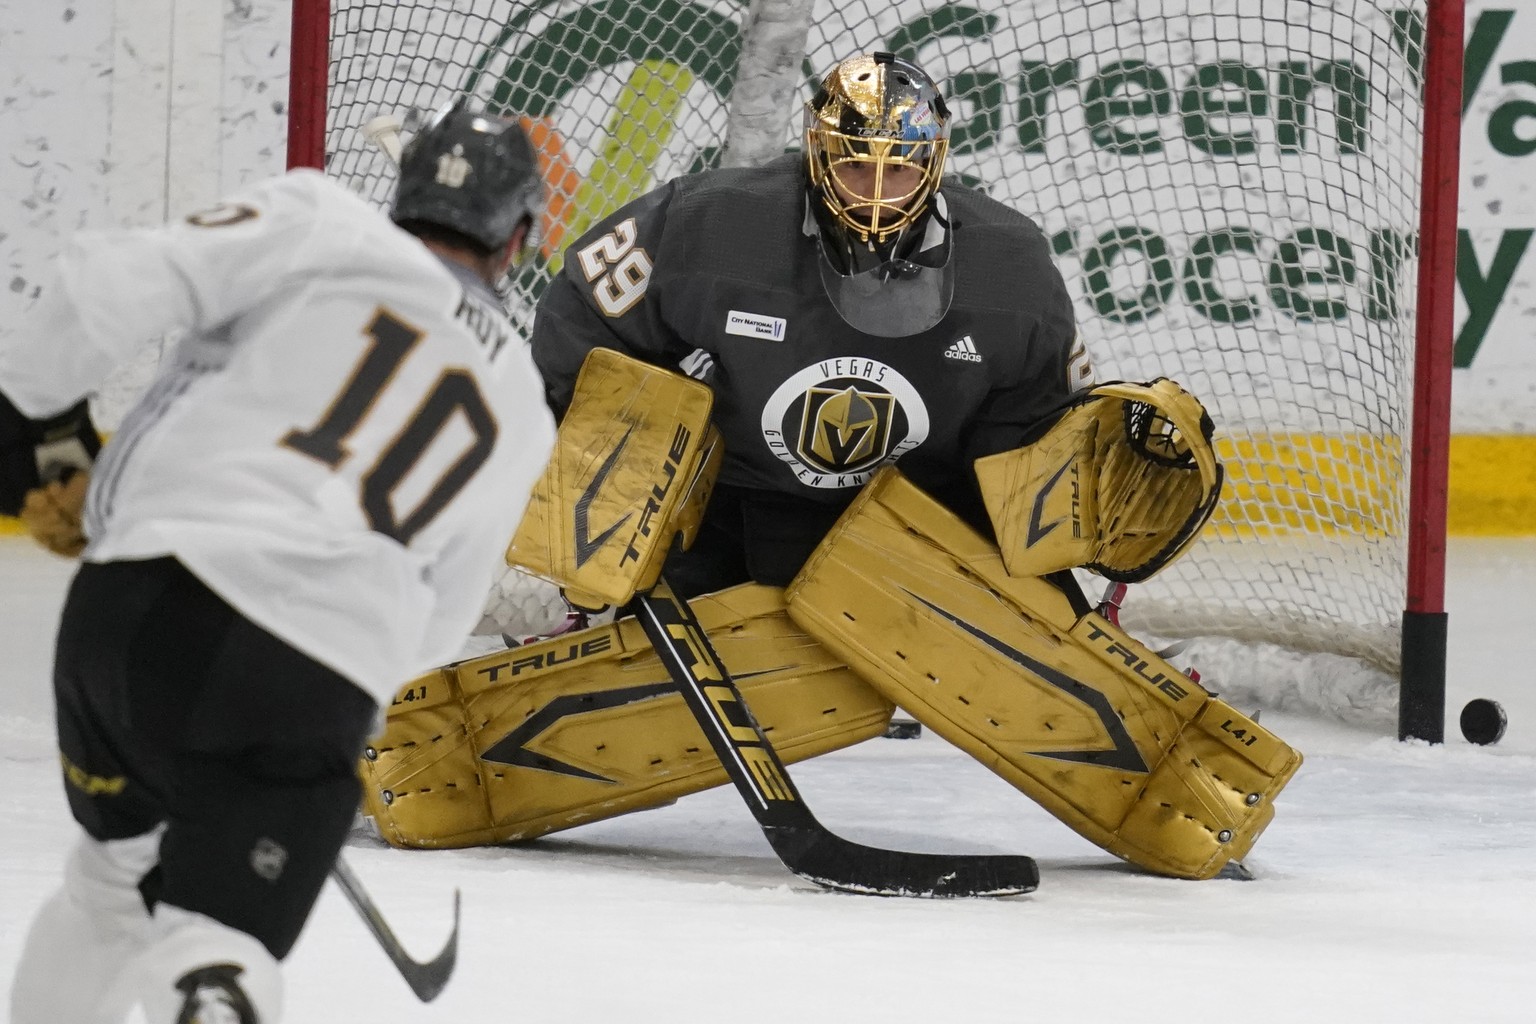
[321,0,1435,722]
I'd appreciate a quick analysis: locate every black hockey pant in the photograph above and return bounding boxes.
[51,556,377,959]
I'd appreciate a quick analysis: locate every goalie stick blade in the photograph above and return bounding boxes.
[765,825,1039,897]
[636,579,1039,899]
[330,856,460,1002]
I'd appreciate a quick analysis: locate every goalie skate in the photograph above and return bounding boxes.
[1095,581,1199,683]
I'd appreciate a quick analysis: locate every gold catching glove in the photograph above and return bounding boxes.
[975,378,1223,583]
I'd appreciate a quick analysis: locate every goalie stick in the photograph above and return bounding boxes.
[330,855,459,1001]
[634,576,1039,898]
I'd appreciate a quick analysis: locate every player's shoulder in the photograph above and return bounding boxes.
[944,184,1046,244]
[575,156,800,249]
[941,184,1067,327]
[220,168,351,210]
[270,169,389,223]
[681,151,804,199]
[280,170,439,265]
[200,170,391,246]
[230,170,390,225]
[671,153,803,209]
[658,155,803,264]
[943,183,1057,278]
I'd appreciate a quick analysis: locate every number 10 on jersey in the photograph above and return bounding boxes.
[282,308,497,546]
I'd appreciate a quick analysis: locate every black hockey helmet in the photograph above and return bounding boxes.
[804,53,956,338]
[390,100,544,253]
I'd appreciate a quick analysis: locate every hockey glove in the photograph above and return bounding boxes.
[21,471,90,557]
[975,378,1223,583]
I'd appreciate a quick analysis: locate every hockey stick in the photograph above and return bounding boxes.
[330,855,459,1002]
[633,576,1039,898]
[361,114,405,165]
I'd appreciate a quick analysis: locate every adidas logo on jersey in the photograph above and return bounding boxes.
[944,336,982,362]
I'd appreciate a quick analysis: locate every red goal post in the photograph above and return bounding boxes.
[287,0,1462,741]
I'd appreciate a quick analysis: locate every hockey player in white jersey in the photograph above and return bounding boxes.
[0,101,555,1023]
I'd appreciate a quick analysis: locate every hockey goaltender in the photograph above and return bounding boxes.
[359,52,1303,889]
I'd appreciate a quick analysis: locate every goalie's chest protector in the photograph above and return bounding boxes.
[657,157,1068,501]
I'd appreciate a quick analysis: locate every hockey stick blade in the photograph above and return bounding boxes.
[330,855,460,1001]
[762,824,1037,897]
[635,578,1038,898]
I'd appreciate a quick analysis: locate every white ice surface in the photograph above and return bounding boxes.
[2,536,1533,1023]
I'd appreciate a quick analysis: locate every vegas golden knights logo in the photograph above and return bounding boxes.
[801,386,894,474]
[761,358,931,490]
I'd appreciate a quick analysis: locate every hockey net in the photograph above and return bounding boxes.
[308,0,1450,724]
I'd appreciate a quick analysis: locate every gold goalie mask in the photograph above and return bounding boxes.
[804,52,955,338]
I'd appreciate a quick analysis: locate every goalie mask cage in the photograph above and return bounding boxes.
[289,0,1460,740]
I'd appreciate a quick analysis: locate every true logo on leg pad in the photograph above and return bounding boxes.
[175,963,258,1024]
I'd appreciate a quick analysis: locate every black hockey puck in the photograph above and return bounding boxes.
[883,718,922,740]
[1459,698,1507,746]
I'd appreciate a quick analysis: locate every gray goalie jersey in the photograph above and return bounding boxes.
[532,153,1089,533]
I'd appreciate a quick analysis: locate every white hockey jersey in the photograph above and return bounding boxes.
[0,170,556,703]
